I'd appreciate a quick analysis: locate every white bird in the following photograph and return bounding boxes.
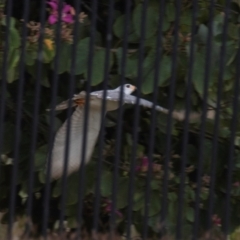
[47,84,175,179]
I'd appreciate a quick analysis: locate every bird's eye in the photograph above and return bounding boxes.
[126,84,130,88]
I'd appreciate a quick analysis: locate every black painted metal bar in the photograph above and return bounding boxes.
[207,0,231,230]
[176,0,197,239]
[0,0,12,191]
[160,0,181,227]
[26,0,46,237]
[92,0,114,233]
[76,0,98,238]
[192,1,215,238]
[58,0,82,235]
[109,0,134,237]
[122,2,132,235]
[8,0,30,238]
[124,0,148,238]
[42,0,64,237]
[142,0,165,239]
[223,29,240,237]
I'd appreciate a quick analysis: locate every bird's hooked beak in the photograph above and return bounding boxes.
[130,85,137,92]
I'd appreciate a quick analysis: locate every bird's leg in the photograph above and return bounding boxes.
[74,98,85,108]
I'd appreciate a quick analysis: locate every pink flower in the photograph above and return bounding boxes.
[135,157,162,173]
[233,182,240,187]
[104,199,123,218]
[47,0,74,24]
[212,214,222,227]
[135,156,149,172]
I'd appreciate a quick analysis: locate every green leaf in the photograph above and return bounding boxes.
[113,15,139,42]
[53,174,79,204]
[148,214,162,232]
[7,67,19,83]
[142,191,161,217]
[25,42,38,66]
[45,116,62,132]
[66,174,79,205]
[4,48,20,83]
[52,179,61,198]
[133,191,145,211]
[84,49,113,86]
[26,62,50,87]
[70,37,90,75]
[180,10,192,33]
[166,3,175,22]
[101,171,112,197]
[38,171,46,183]
[2,123,15,153]
[116,177,129,208]
[192,52,206,96]
[196,24,208,44]
[142,55,172,94]
[168,192,177,201]
[34,145,48,171]
[116,48,138,78]
[25,49,37,66]
[42,43,55,63]
[133,4,158,39]
[186,207,194,222]
[176,83,186,98]
[9,27,21,48]
[1,16,16,29]
[84,162,97,194]
[150,180,160,190]
[8,48,20,70]
[51,42,71,74]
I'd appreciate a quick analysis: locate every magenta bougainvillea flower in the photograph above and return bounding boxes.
[212,214,222,227]
[104,199,123,218]
[47,0,74,24]
[135,156,149,172]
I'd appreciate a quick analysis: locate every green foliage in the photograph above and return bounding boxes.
[1,0,240,238]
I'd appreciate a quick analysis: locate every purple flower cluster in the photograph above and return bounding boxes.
[47,0,74,24]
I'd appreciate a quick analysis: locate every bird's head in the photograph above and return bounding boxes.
[115,84,137,95]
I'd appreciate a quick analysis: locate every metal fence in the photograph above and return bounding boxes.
[0,0,240,239]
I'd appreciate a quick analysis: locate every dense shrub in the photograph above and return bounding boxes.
[0,0,240,238]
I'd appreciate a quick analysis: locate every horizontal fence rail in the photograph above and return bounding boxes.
[0,0,240,239]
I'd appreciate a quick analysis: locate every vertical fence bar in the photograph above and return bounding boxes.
[192,1,215,238]
[207,0,231,230]
[92,0,114,234]
[161,0,181,227]
[26,0,46,237]
[58,0,82,235]
[8,0,30,238]
[142,0,165,239]
[176,0,197,239]
[76,0,98,238]
[42,0,64,237]
[109,0,133,237]
[0,0,12,187]
[124,0,148,238]
[223,31,240,237]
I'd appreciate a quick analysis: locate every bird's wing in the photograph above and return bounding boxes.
[46,90,109,111]
[49,105,102,179]
[46,91,87,111]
